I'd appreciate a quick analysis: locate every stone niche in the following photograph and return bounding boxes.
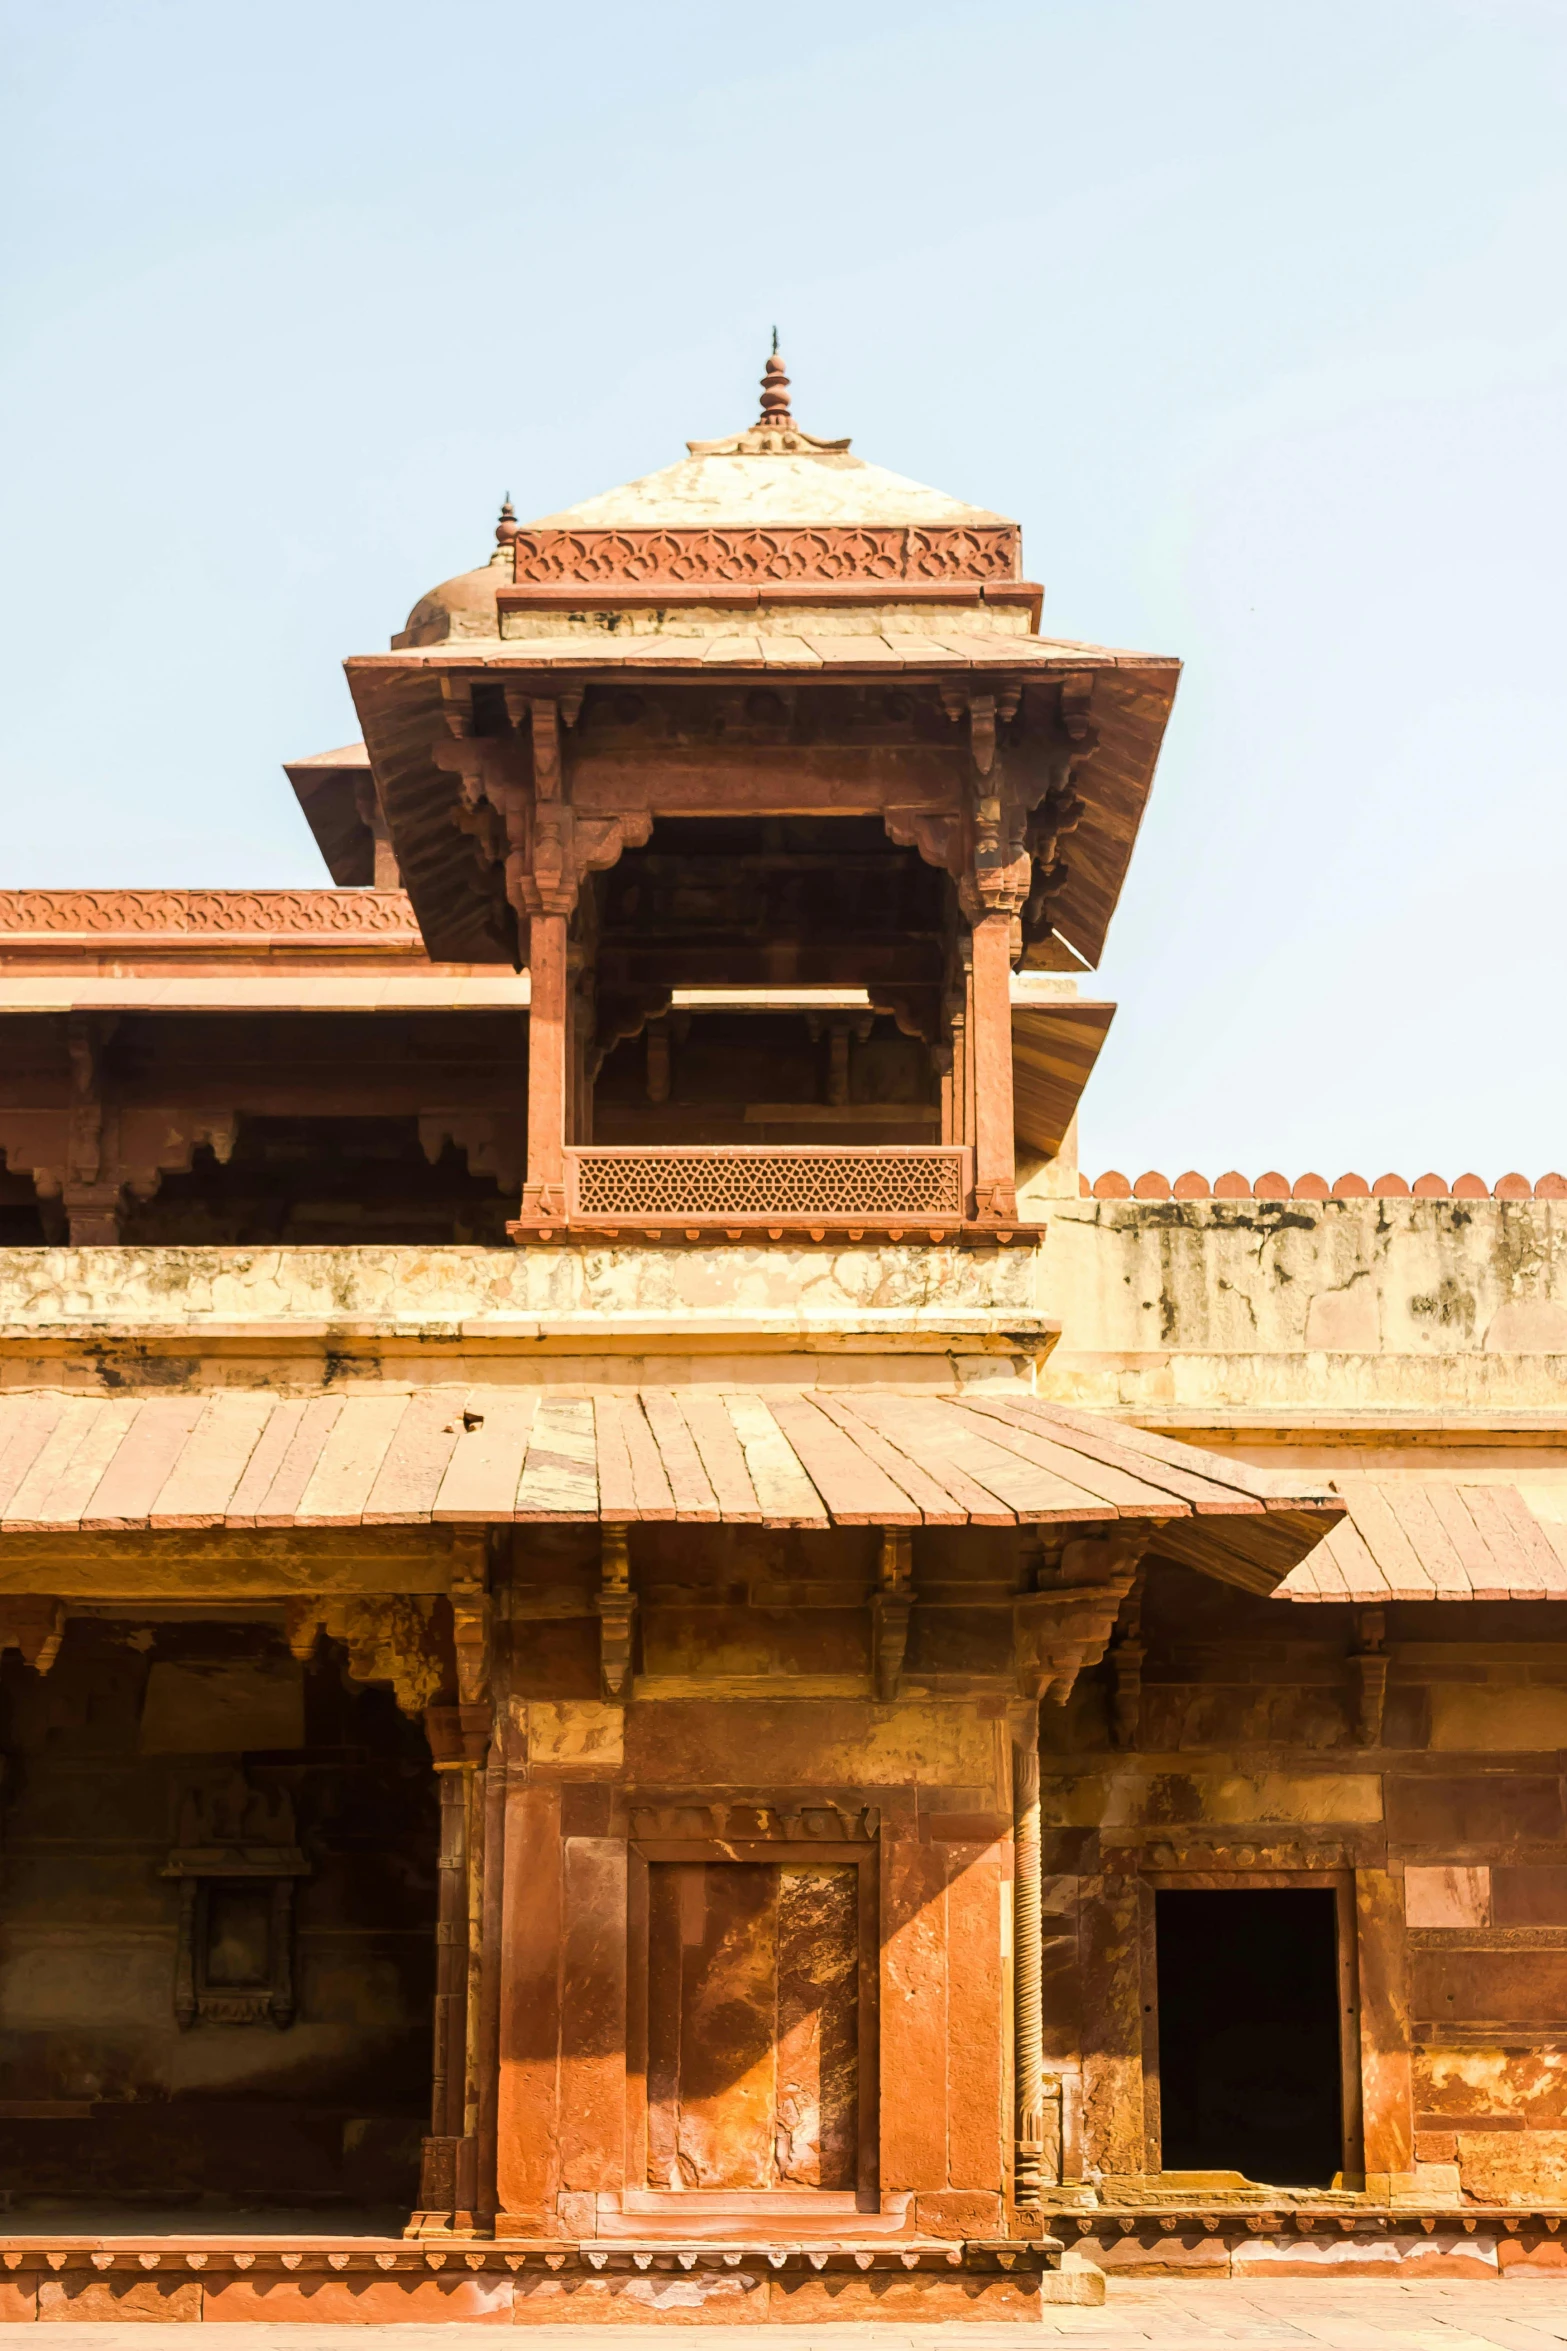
[162,1771,309,2029]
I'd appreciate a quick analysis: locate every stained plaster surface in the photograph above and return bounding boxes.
[15,2281,1567,2347]
[1032,1196,1567,1422]
[0,1242,1047,1392]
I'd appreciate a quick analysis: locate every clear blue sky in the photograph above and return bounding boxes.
[3,0,1564,1179]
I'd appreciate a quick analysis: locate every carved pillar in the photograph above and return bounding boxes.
[595,1524,636,1700]
[474,1747,507,2227]
[63,1014,122,1243]
[411,1561,492,2236]
[954,942,975,1150]
[567,896,598,1148]
[811,1013,871,1109]
[969,909,1017,1223]
[414,1718,472,2234]
[1012,1701,1055,2206]
[522,912,569,1225]
[872,1526,912,1701]
[645,1015,671,1105]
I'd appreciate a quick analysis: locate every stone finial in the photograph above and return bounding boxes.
[686,336,852,459]
[758,331,792,427]
[495,494,519,548]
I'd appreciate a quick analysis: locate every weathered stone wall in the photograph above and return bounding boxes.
[1045,1562,1567,2208]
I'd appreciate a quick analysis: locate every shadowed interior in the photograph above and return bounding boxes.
[1155,1887,1344,2189]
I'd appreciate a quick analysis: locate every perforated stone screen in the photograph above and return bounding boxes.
[567,1147,968,1222]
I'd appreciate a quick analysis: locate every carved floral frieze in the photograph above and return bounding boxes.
[0,890,422,939]
[509,525,1020,587]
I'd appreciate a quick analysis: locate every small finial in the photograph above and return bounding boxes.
[495,493,518,547]
[758,337,792,426]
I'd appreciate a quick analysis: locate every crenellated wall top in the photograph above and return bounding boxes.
[1082,1169,1567,1203]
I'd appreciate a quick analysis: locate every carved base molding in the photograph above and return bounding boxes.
[507,1214,1037,1248]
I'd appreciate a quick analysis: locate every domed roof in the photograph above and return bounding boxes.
[391,511,515,649]
[392,351,1014,643]
[531,347,1009,531]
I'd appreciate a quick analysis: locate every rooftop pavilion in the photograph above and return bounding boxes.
[342,346,1178,1243]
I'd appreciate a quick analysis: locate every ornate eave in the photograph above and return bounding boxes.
[345,636,1179,974]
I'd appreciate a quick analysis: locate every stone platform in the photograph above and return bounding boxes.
[0,2236,1096,2324]
[1053,2203,1567,2281]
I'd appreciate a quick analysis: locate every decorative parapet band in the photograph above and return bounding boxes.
[1081,1170,1567,1201]
[0,890,423,941]
[508,524,1021,587]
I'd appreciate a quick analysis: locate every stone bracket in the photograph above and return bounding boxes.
[0,1596,66,1674]
[1013,1536,1145,1706]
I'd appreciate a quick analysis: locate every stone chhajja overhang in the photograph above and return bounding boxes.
[0,1383,1338,1588]
[345,634,1178,980]
[1281,1477,1567,1602]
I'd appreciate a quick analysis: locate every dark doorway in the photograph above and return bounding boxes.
[1155,1888,1343,2187]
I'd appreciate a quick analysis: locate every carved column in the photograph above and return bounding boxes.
[969,910,1017,1222]
[595,1524,636,1701]
[1012,1701,1053,2206]
[62,1014,122,1242]
[411,1562,492,2236]
[415,1718,473,2234]
[872,1526,912,1701]
[645,1014,671,1105]
[522,912,569,1225]
[958,942,975,1151]
[569,934,598,1148]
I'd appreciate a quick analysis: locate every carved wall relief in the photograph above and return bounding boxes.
[284,1596,445,1717]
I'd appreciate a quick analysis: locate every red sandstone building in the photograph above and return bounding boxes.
[1,354,1566,2319]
